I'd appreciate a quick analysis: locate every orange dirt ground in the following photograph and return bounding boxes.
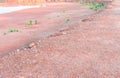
[0,3,94,55]
[0,0,120,78]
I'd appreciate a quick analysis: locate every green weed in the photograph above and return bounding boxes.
[80,2,105,11]
[3,28,19,35]
[27,20,38,26]
[28,20,33,25]
[8,29,19,32]
[66,18,70,23]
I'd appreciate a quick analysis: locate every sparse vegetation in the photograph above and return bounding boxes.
[80,2,105,11]
[8,29,19,32]
[27,20,38,26]
[66,18,70,23]
[28,20,33,25]
[3,28,19,35]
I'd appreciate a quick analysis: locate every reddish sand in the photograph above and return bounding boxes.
[0,3,94,55]
[1,0,120,77]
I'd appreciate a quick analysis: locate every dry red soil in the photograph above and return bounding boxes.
[0,3,94,55]
[0,0,120,78]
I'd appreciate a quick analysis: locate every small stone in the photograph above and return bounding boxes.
[107,5,113,9]
[28,42,36,48]
[17,49,20,52]
[39,40,41,42]
[2,55,8,60]
[62,32,67,35]
[19,76,25,78]
[33,46,36,48]
[9,52,15,56]
[0,64,3,68]
[24,48,27,50]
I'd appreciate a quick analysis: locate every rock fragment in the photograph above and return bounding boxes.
[28,42,36,49]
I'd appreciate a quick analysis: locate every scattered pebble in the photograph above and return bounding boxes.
[0,64,3,68]
[24,48,27,50]
[28,42,36,49]
[39,40,41,42]
[107,5,113,9]
[62,32,67,35]
[19,76,25,78]
[17,49,20,52]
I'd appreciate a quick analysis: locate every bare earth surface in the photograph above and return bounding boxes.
[0,3,94,55]
[0,0,120,78]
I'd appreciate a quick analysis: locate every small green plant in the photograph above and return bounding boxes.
[28,20,33,25]
[27,20,38,26]
[66,18,70,23]
[80,2,105,11]
[3,28,19,35]
[90,3,105,11]
[8,29,19,32]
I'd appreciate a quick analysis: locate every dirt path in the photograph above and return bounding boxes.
[1,1,120,77]
[0,3,94,55]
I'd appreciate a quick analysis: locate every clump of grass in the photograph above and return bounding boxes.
[80,2,105,11]
[8,29,19,32]
[66,18,70,23]
[3,28,19,35]
[28,20,33,25]
[27,20,38,26]
[90,3,105,11]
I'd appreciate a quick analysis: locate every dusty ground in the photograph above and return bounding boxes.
[0,2,94,55]
[0,0,120,78]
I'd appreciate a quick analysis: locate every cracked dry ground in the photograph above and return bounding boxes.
[0,1,120,78]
